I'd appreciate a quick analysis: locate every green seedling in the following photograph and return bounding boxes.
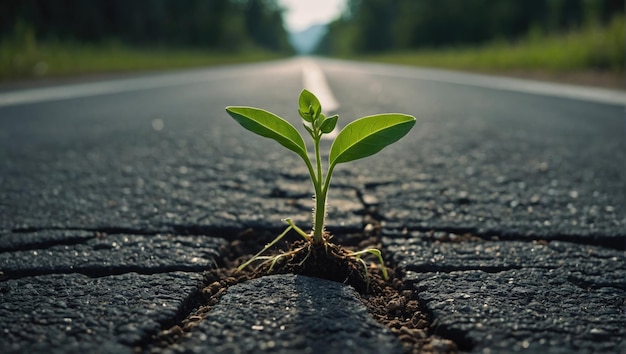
[226,89,415,284]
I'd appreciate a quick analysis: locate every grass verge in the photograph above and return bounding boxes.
[359,15,624,89]
[0,39,286,82]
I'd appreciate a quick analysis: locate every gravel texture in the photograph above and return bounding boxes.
[383,232,626,353]
[0,272,203,354]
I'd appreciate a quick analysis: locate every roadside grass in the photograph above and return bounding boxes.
[360,15,624,87]
[0,38,285,82]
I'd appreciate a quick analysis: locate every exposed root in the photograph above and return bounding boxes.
[238,231,388,294]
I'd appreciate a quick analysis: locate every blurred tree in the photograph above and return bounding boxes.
[317,0,623,55]
[0,0,292,53]
[244,0,291,52]
[353,0,395,52]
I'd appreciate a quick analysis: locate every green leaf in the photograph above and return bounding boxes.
[320,114,338,134]
[226,106,309,162]
[298,89,321,121]
[298,108,312,122]
[329,113,416,167]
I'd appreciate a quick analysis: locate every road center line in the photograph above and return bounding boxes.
[301,58,340,139]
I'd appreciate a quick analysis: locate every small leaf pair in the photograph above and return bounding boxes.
[298,90,338,138]
[298,89,321,122]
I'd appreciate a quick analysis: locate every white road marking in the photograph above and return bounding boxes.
[301,58,340,139]
[321,59,625,106]
[0,72,220,107]
[0,62,284,108]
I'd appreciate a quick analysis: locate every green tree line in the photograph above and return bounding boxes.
[318,0,623,55]
[0,0,292,53]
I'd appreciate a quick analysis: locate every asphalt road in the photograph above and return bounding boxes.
[1,57,624,353]
[2,58,624,235]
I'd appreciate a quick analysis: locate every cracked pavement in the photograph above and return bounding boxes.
[1,58,625,353]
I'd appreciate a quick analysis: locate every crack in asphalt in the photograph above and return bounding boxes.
[428,320,474,351]
[132,285,205,352]
[3,183,619,352]
[0,264,217,281]
[0,234,98,253]
[139,184,461,353]
[10,225,162,236]
[352,188,473,352]
[566,274,626,291]
[385,226,625,251]
[5,225,250,249]
[402,264,526,274]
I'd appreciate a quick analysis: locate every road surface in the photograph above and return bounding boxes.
[1,58,624,353]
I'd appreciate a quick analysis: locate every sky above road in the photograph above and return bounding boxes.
[278,0,347,32]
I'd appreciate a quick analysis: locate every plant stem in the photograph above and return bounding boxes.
[313,187,326,243]
[312,136,325,243]
[313,163,337,242]
[315,138,323,193]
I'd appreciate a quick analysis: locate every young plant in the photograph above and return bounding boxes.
[226,89,415,282]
